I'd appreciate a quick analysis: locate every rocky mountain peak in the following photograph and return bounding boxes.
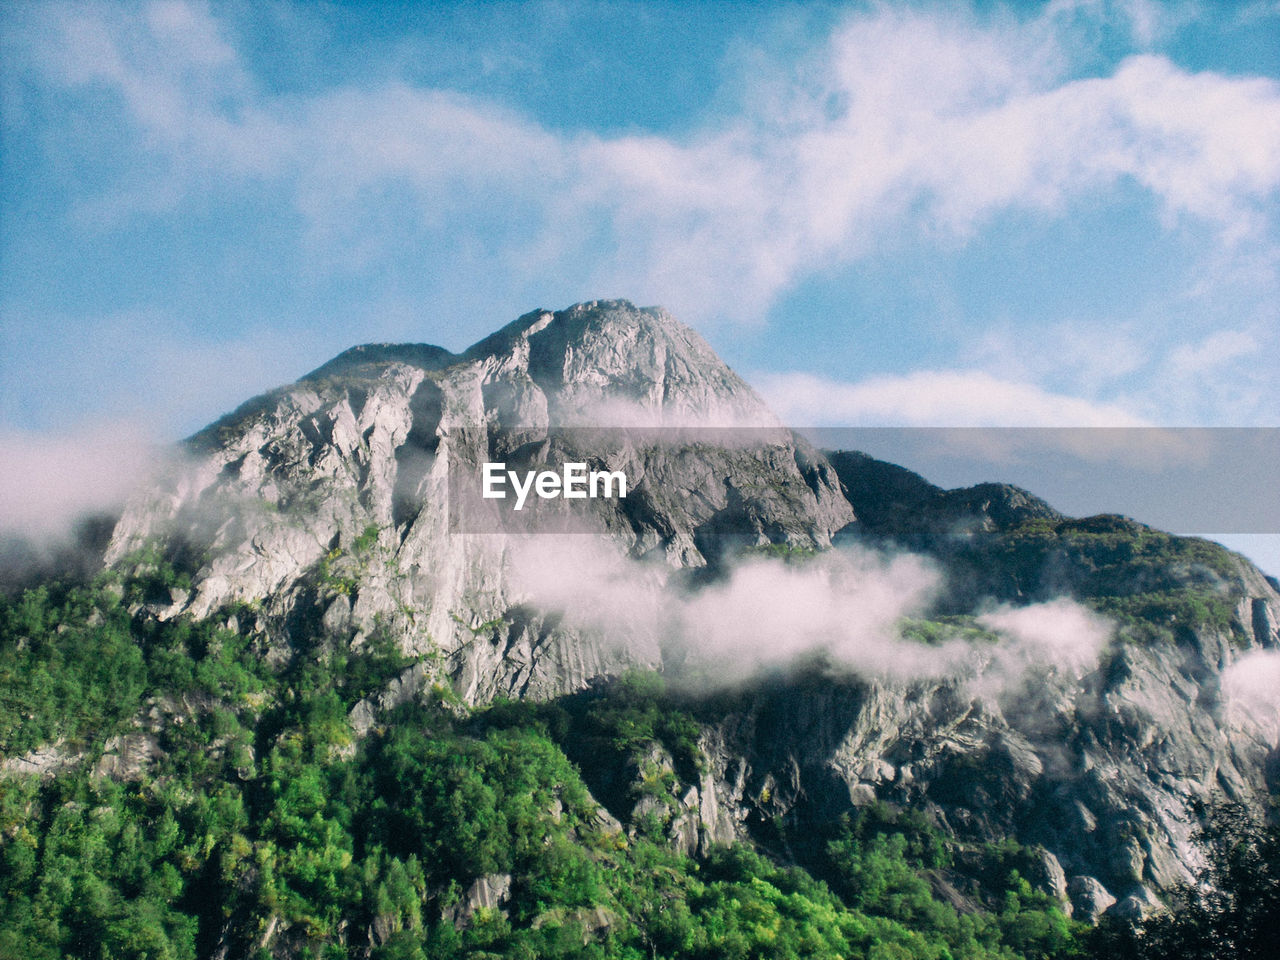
[28,299,1280,937]
[457,299,775,427]
[107,301,853,699]
[302,342,457,381]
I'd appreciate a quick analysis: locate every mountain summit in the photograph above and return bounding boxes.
[108,300,854,700]
[91,300,1280,931]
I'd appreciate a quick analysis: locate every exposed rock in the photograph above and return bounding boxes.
[1253,597,1278,648]
[106,301,853,704]
[89,299,1280,907]
[349,661,439,737]
[1029,849,1070,907]
[93,733,165,781]
[586,805,624,837]
[1068,875,1117,923]
[1107,884,1165,920]
[321,594,352,636]
[644,623,1276,898]
[1,740,78,779]
[531,905,616,942]
[443,873,513,928]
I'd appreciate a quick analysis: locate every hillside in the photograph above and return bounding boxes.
[1,301,1277,960]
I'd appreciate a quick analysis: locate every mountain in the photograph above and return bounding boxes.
[3,300,1278,959]
[106,300,852,701]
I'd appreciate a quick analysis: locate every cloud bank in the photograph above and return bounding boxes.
[507,537,1113,693]
[0,423,162,540]
[5,1,1278,441]
[753,370,1151,427]
[12,1,1279,324]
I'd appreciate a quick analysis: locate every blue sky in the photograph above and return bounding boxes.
[2,0,1279,565]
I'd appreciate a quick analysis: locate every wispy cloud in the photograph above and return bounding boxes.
[956,315,1278,427]
[5,1,1279,436]
[14,1,1280,322]
[0,423,162,539]
[1168,330,1259,377]
[1222,647,1280,746]
[751,369,1148,427]
[507,537,1114,693]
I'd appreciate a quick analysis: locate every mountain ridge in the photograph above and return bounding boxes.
[109,300,854,701]
[6,300,1279,956]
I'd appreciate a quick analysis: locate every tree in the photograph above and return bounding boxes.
[1092,801,1280,960]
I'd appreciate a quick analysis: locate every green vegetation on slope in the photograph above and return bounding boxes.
[907,514,1253,641]
[1,560,1273,959]
[1088,802,1280,960]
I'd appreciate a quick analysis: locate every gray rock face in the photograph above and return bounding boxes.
[1254,597,1278,647]
[107,301,853,703]
[667,599,1280,900]
[442,873,513,928]
[1030,849,1070,907]
[1068,875,1117,922]
[622,742,740,857]
[1108,884,1164,921]
[93,732,165,781]
[99,299,1280,905]
[0,740,77,779]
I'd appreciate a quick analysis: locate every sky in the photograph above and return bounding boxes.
[2,0,1279,568]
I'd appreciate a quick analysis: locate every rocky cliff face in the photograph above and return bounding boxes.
[106,300,853,702]
[102,300,1280,918]
[683,633,1276,919]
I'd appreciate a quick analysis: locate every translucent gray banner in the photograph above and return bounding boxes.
[443,427,1279,535]
[802,427,1279,535]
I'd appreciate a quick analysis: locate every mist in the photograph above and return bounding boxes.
[506,537,1114,694]
[0,422,165,553]
[1221,648,1280,747]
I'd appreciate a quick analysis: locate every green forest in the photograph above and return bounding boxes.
[1,559,1275,959]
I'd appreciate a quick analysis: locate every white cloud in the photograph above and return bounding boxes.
[1221,647,1280,746]
[508,537,1114,692]
[0,423,163,539]
[960,316,1276,428]
[506,538,949,685]
[16,1,1280,325]
[1132,329,1277,426]
[1105,56,1280,235]
[977,599,1113,677]
[1168,329,1259,376]
[751,369,1148,427]
[677,549,944,680]
[964,320,1153,394]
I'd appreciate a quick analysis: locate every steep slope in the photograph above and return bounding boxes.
[105,300,854,702]
[813,451,1280,913]
[39,299,1277,933]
